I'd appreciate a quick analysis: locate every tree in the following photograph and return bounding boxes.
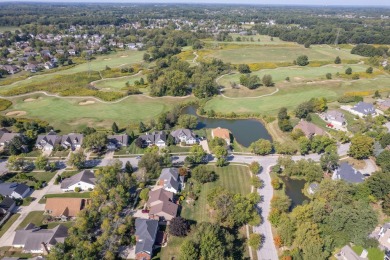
[138,122,146,133]
[169,217,190,237]
[251,176,263,188]
[320,150,339,172]
[68,151,86,169]
[135,137,144,148]
[192,165,216,183]
[139,188,149,201]
[125,161,134,174]
[304,42,310,48]
[366,67,373,74]
[249,161,261,174]
[250,139,273,155]
[138,151,162,178]
[238,64,251,74]
[112,122,119,133]
[298,137,311,155]
[7,155,26,171]
[326,73,332,79]
[352,74,360,80]
[376,150,390,172]
[366,171,390,199]
[249,233,263,249]
[186,145,207,164]
[262,74,273,87]
[296,55,309,66]
[334,56,341,64]
[214,146,228,159]
[5,136,26,155]
[180,240,199,260]
[348,134,374,159]
[345,67,352,75]
[82,132,107,152]
[178,114,198,129]
[35,155,49,170]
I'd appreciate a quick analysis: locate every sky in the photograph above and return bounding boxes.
[9,0,390,7]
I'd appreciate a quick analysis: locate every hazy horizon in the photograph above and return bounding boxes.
[5,0,390,7]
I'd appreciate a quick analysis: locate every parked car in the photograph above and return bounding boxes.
[141,209,149,213]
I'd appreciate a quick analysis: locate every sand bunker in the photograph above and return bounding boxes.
[24,97,41,102]
[104,58,111,61]
[6,111,27,116]
[79,100,96,106]
[120,55,128,58]
[294,77,303,80]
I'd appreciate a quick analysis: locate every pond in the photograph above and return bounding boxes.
[280,176,310,209]
[181,106,272,147]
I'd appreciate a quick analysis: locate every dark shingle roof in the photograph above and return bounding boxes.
[0,182,29,197]
[352,102,376,115]
[135,219,158,255]
[333,162,364,183]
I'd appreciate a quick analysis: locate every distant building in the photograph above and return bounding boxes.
[211,127,231,145]
[294,120,326,138]
[170,129,197,145]
[350,102,376,117]
[323,110,346,127]
[60,170,96,192]
[378,99,390,112]
[332,162,364,183]
[36,131,62,151]
[139,131,167,148]
[107,134,129,149]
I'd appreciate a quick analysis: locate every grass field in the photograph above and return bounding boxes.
[0,214,20,237]
[353,245,384,260]
[200,44,362,64]
[219,64,371,89]
[181,165,252,223]
[4,94,194,132]
[0,26,20,33]
[93,73,146,91]
[204,34,293,46]
[206,76,390,115]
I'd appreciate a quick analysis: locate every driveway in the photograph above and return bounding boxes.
[254,162,279,260]
[199,140,210,153]
[0,170,62,246]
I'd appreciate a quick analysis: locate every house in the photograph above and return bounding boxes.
[45,198,90,220]
[60,170,96,192]
[68,49,76,56]
[134,219,159,260]
[378,223,390,250]
[0,182,30,199]
[44,62,55,70]
[13,223,68,253]
[61,133,83,150]
[0,65,20,74]
[0,197,16,214]
[170,129,197,145]
[335,245,366,260]
[323,110,346,127]
[294,120,326,138]
[146,188,178,222]
[24,63,39,73]
[378,99,390,112]
[332,162,364,183]
[36,131,62,151]
[350,102,376,117]
[0,133,22,146]
[139,132,167,148]
[107,134,129,149]
[158,168,183,194]
[211,127,231,145]
[307,183,319,195]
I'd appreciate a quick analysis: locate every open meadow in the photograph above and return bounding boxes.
[3,94,194,132]
[199,44,362,64]
[93,72,147,91]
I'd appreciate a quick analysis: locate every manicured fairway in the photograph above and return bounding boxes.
[4,94,194,132]
[201,44,362,64]
[181,165,251,223]
[206,76,390,115]
[219,64,371,87]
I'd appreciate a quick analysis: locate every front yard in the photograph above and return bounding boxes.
[0,171,57,189]
[17,211,74,230]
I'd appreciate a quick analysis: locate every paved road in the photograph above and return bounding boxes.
[0,170,63,246]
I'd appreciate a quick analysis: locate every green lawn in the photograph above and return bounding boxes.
[205,76,390,116]
[204,34,292,46]
[17,211,74,230]
[93,73,146,91]
[0,214,20,237]
[201,44,362,64]
[352,245,384,260]
[4,94,194,133]
[219,64,371,88]
[45,192,92,198]
[181,165,252,223]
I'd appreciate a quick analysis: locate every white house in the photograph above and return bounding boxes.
[139,131,167,148]
[61,133,83,150]
[36,131,62,151]
[170,129,197,145]
[158,168,183,194]
[60,170,96,192]
[323,110,347,127]
[0,182,31,199]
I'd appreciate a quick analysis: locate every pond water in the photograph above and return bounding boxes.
[181,106,272,147]
[280,177,310,209]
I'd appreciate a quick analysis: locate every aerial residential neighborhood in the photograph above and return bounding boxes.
[0,2,389,260]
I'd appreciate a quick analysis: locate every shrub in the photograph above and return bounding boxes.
[326,73,332,79]
[352,74,360,80]
[366,67,373,74]
[337,95,363,103]
[296,55,309,66]
[271,178,282,190]
[345,67,352,75]
[74,187,81,192]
